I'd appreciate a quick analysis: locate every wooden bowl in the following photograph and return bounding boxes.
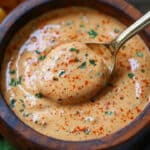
[0,0,150,149]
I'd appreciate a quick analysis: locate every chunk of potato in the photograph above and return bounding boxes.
[0,8,6,23]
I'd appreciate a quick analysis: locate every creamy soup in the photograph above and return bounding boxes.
[1,7,150,141]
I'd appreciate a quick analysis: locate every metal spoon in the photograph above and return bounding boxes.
[86,11,150,78]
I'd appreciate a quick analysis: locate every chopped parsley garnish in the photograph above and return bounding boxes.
[35,50,41,54]
[96,72,103,77]
[9,76,22,86]
[141,69,145,73]
[35,93,43,98]
[75,57,80,62]
[114,28,120,33]
[17,76,22,85]
[69,47,79,53]
[128,73,135,79]
[136,51,143,57]
[85,53,88,57]
[89,59,96,66]
[9,78,17,86]
[96,24,100,28]
[80,24,85,28]
[59,70,65,77]
[78,62,86,69]
[9,70,16,74]
[10,99,16,109]
[19,99,25,112]
[39,55,46,61]
[53,77,59,81]
[88,29,98,38]
[84,128,90,135]
[105,111,114,116]
[65,20,74,26]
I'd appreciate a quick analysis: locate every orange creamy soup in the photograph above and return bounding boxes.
[1,7,150,141]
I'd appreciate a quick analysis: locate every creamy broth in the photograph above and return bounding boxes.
[1,7,150,141]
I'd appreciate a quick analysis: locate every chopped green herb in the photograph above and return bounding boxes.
[10,99,16,109]
[136,51,143,57]
[35,120,38,124]
[59,70,65,77]
[85,53,88,57]
[128,73,135,79]
[96,72,103,77]
[19,99,25,112]
[89,59,96,66]
[39,55,46,61]
[105,111,114,116]
[80,24,85,28]
[84,128,90,135]
[96,24,100,28]
[9,78,17,86]
[141,69,145,73]
[75,57,80,62]
[88,29,98,38]
[35,93,43,98]
[53,77,59,81]
[23,113,30,117]
[122,45,126,49]
[35,50,41,54]
[9,70,16,74]
[114,28,120,33]
[17,76,22,85]
[19,109,24,112]
[65,20,74,25]
[78,62,86,69]
[69,47,79,53]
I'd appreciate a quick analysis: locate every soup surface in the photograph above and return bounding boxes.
[1,7,150,141]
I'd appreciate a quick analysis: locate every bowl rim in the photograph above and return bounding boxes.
[0,0,150,149]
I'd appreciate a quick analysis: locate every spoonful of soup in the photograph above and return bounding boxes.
[24,11,150,104]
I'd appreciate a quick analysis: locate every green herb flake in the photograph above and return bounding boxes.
[53,77,59,81]
[88,29,98,38]
[65,20,74,26]
[84,128,90,135]
[59,70,65,77]
[141,69,145,73]
[89,59,96,66]
[96,72,103,77]
[9,78,17,86]
[17,76,22,85]
[69,47,79,53]
[136,51,143,57]
[78,62,87,69]
[85,53,88,57]
[128,73,135,79]
[35,50,41,54]
[114,28,120,33]
[96,24,100,28]
[39,55,46,61]
[10,99,16,109]
[9,70,16,74]
[35,93,43,98]
[105,111,114,116]
[80,24,85,28]
[19,109,24,112]
[75,57,80,62]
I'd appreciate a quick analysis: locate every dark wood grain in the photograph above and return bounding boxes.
[0,0,150,149]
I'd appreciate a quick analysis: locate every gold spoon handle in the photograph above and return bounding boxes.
[112,11,150,53]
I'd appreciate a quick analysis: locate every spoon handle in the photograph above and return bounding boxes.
[112,11,150,52]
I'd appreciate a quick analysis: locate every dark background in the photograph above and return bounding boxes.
[0,0,150,150]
